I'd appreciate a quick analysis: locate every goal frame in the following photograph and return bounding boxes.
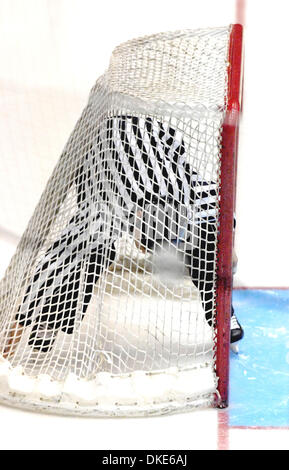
[0,25,244,416]
[215,23,243,408]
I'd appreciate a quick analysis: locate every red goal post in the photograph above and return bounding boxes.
[216,24,244,407]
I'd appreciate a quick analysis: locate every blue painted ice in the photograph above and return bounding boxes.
[229,289,289,427]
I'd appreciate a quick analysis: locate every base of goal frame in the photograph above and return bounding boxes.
[0,356,218,417]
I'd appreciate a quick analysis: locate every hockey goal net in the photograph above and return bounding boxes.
[0,25,243,416]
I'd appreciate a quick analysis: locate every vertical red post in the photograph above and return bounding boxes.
[215,24,243,408]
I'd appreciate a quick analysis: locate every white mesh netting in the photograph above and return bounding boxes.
[0,26,231,416]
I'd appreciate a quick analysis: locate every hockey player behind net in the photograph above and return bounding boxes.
[3,114,243,357]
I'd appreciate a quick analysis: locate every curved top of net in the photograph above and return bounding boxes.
[106,26,230,107]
